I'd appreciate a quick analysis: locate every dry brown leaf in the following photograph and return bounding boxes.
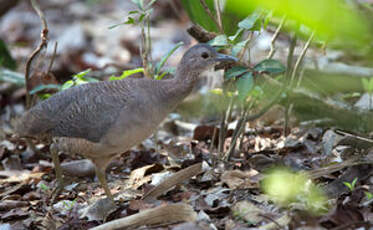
[91,203,197,230]
[221,169,258,190]
[143,162,205,201]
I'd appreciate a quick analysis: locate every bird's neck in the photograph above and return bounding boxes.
[158,66,199,109]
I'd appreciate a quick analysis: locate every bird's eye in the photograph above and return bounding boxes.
[201,52,209,59]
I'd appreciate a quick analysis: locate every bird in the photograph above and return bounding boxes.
[15,44,237,200]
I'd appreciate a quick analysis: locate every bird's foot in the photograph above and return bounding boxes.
[50,178,66,203]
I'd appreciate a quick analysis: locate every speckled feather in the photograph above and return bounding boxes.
[15,44,227,167]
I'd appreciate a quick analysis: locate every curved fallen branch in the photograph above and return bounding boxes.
[90,203,197,230]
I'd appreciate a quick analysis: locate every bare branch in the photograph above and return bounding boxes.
[25,0,49,109]
[267,15,286,59]
[47,42,58,75]
[292,31,315,87]
[199,0,223,33]
[214,0,223,33]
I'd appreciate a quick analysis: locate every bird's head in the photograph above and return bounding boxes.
[177,44,238,77]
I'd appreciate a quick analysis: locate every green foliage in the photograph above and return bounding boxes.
[109,0,155,29]
[237,11,261,31]
[0,69,25,85]
[225,0,372,48]
[254,59,286,74]
[225,66,249,80]
[236,72,253,101]
[208,35,229,47]
[29,84,61,95]
[0,39,17,70]
[62,199,77,211]
[39,183,50,192]
[195,10,286,103]
[362,78,373,94]
[61,69,98,91]
[343,177,358,191]
[154,42,184,80]
[181,0,248,35]
[109,68,144,81]
[181,0,217,32]
[365,191,373,200]
[262,168,328,214]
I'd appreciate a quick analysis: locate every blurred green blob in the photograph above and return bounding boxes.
[225,0,371,47]
[262,168,328,214]
[180,0,245,35]
[181,0,217,32]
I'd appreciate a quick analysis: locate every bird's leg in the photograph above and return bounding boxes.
[94,166,113,201]
[50,143,65,201]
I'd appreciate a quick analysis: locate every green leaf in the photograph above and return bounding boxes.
[226,0,372,48]
[61,80,74,91]
[147,0,158,8]
[180,0,219,33]
[228,28,244,42]
[128,10,138,15]
[0,39,17,70]
[154,42,184,76]
[351,178,358,189]
[231,39,248,57]
[365,192,373,200]
[369,78,373,92]
[73,69,91,79]
[39,183,50,191]
[263,11,272,29]
[238,12,261,30]
[251,86,264,98]
[138,14,146,23]
[39,93,52,100]
[208,35,229,47]
[132,0,144,10]
[225,66,249,80]
[109,68,144,81]
[125,17,136,25]
[209,88,223,95]
[155,71,168,80]
[155,67,177,80]
[236,72,254,101]
[254,59,285,74]
[0,69,25,85]
[343,182,352,191]
[29,84,61,95]
[362,78,369,92]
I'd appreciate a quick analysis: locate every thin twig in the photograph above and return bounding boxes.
[218,110,226,156]
[209,126,218,152]
[238,33,253,61]
[218,95,234,157]
[199,0,223,33]
[47,42,57,75]
[25,0,48,109]
[213,0,223,33]
[284,31,314,135]
[267,15,286,59]
[283,33,297,136]
[225,109,247,161]
[291,31,314,87]
[245,88,284,123]
[140,15,152,78]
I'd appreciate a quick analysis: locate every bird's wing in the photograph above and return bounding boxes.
[17,80,137,143]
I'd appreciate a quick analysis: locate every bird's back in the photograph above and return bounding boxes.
[15,80,135,142]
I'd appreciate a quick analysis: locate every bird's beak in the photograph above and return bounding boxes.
[214,53,238,70]
[214,53,238,64]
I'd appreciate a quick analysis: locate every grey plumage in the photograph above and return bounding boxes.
[15,44,237,199]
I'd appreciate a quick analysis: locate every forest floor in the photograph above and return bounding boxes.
[0,1,373,229]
